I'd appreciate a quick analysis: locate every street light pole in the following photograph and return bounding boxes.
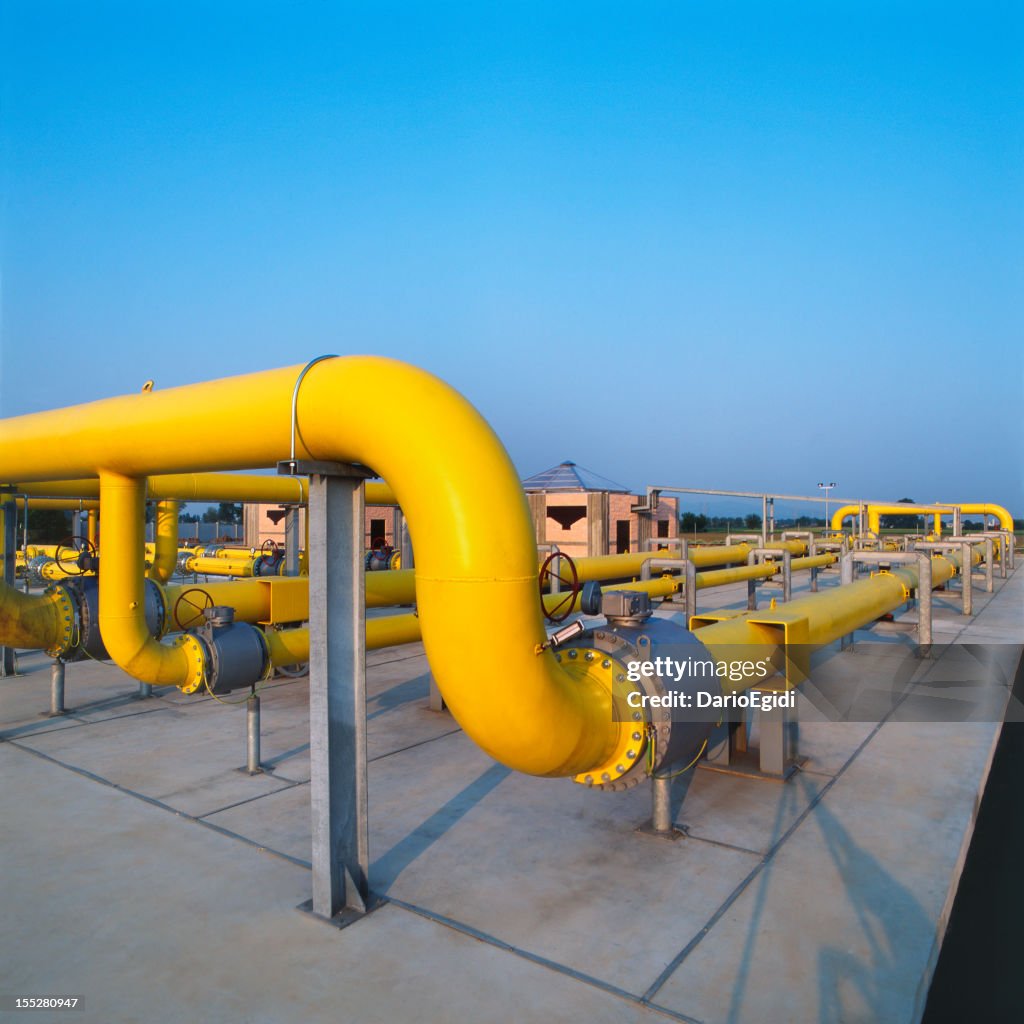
[818,481,837,536]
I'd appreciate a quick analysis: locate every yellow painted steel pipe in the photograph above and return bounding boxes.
[942,503,1015,533]
[184,554,263,577]
[164,577,310,630]
[569,542,807,583]
[263,611,424,666]
[7,474,397,506]
[694,551,963,689]
[147,500,179,585]
[97,472,205,690]
[0,578,75,657]
[12,498,100,512]
[0,359,634,779]
[865,505,946,535]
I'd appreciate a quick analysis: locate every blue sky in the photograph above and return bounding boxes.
[2,3,1021,516]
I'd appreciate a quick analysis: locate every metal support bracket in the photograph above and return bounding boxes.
[745,547,792,609]
[639,556,696,616]
[701,688,802,780]
[840,550,933,655]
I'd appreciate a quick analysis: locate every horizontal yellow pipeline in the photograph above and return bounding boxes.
[695,552,963,688]
[563,541,809,584]
[13,497,100,511]
[263,612,423,665]
[164,577,310,629]
[184,554,263,577]
[7,474,397,506]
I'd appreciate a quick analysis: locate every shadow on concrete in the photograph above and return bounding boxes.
[367,672,430,721]
[371,762,511,891]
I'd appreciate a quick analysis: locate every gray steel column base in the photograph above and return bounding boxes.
[636,775,687,841]
[137,682,153,699]
[46,660,67,717]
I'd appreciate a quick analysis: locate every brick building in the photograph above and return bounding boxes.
[523,461,678,558]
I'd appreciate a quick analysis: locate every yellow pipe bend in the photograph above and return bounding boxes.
[98,472,205,690]
[0,360,625,778]
[147,500,179,585]
[945,503,1014,533]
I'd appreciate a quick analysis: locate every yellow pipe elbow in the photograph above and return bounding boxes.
[98,472,205,690]
[147,500,179,584]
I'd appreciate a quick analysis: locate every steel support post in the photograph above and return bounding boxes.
[840,553,854,650]
[287,460,372,922]
[757,690,798,777]
[138,682,153,699]
[916,553,932,656]
[247,693,262,774]
[982,537,994,593]
[284,507,301,576]
[49,660,66,716]
[953,508,961,536]
[399,515,414,571]
[960,541,973,616]
[1,501,16,676]
[651,775,672,833]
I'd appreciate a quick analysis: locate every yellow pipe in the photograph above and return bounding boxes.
[0,360,639,778]
[97,472,205,690]
[944,503,1014,533]
[147,500,179,584]
[164,577,310,629]
[87,509,99,548]
[568,542,807,583]
[0,579,75,656]
[14,498,100,512]
[8,474,397,506]
[184,554,262,577]
[695,552,962,687]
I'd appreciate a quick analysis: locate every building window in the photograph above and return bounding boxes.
[657,519,669,538]
[369,518,386,548]
[546,505,587,530]
[616,520,630,554]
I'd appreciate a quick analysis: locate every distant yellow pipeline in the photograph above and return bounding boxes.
[831,501,1015,537]
[695,549,974,686]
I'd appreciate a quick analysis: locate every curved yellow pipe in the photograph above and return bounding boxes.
[0,360,631,778]
[944,503,1014,533]
[98,472,205,690]
[830,505,860,531]
[147,500,179,585]
[865,505,946,535]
